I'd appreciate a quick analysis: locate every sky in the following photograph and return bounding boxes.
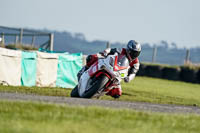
[1,0,200,48]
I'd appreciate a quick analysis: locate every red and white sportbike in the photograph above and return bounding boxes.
[71,53,130,98]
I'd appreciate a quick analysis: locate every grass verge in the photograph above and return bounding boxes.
[0,76,200,106]
[0,85,71,97]
[0,100,200,133]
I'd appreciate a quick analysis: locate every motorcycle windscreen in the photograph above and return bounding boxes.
[114,55,129,71]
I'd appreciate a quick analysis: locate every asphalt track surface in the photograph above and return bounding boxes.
[0,92,200,115]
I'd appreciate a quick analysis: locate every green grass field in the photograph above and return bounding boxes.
[0,77,200,133]
[0,76,199,106]
[0,100,200,133]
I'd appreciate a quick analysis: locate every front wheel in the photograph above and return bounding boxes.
[70,85,80,97]
[81,75,109,98]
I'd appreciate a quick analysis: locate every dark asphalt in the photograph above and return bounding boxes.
[0,92,200,115]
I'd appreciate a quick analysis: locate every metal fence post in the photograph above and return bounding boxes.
[185,49,190,64]
[15,35,19,44]
[152,46,157,63]
[49,33,54,51]
[31,35,35,46]
[106,42,110,49]
[2,33,5,44]
[19,28,23,44]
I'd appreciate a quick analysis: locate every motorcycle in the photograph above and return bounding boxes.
[70,53,130,98]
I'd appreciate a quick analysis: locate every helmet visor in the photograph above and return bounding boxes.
[128,50,140,60]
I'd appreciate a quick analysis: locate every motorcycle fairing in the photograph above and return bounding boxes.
[88,62,98,77]
[78,70,90,97]
[78,61,101,97]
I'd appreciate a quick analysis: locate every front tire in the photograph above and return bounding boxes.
[70,85,80,97]
[81,75,109,98]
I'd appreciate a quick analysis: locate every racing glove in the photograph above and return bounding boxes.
[124,73,136,83]
[99,48,120,57]
[124,64,139,83]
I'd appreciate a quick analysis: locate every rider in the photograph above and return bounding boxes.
[78,40,141,98]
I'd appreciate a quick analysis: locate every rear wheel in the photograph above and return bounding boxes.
[81,75,109,98]
[70,85,80,97]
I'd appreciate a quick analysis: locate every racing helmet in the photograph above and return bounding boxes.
[126,40,141,61]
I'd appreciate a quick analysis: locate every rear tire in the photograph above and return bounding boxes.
[70,85,80,97]
[81,75,109,98]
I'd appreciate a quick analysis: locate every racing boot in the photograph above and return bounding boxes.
[106,88,122,99]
